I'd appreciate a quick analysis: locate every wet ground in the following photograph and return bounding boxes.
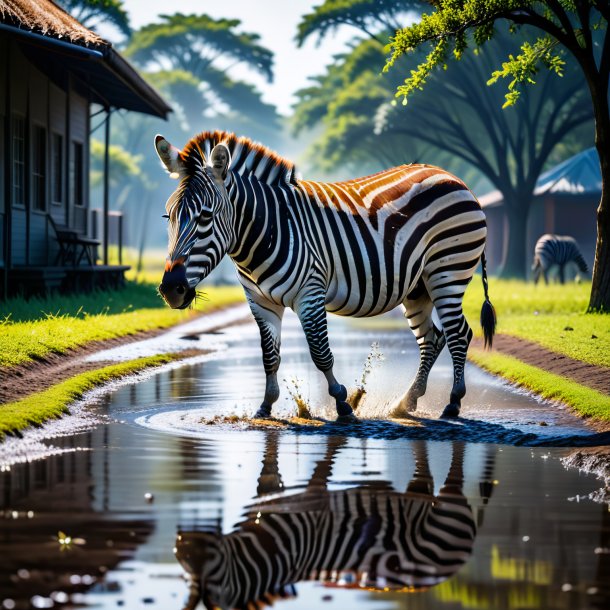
[1,311,609,609]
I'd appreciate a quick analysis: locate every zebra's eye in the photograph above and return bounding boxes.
[200,207,213,220]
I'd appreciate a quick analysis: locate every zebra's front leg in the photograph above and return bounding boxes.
[248,298,284,419]
[294,292,357,423]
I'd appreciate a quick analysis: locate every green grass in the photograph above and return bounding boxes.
[463,277,610,368]
[468,347,610,422]
[0,354,181,439]
[0,282,245,368]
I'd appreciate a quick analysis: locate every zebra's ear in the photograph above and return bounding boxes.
[210,144,231,181]
[154,135,185,179]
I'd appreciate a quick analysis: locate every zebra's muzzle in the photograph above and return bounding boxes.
[159,264,195,309]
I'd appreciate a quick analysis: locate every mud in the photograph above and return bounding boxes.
[0,304,251,404]
[1,312,610,610]
[472,333,610,395]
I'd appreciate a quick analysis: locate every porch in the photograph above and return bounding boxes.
[4,264,131,297]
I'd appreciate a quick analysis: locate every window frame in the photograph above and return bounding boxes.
[32,123,47,212]
[51,131,64,206]
[72,139,84,207]
[11,114,26,209]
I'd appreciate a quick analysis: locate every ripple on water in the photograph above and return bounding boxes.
[135,408,610,448]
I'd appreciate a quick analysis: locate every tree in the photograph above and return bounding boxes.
[56,0,131,37]
[386,0,610,310]
[295,8,593,275]
[297,0,423,45]
[125,13,279,140]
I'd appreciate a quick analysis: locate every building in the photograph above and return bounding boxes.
[0,0,172,297]
[480,148,600,276]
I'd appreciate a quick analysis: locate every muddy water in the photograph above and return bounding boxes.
[1,312,609,610]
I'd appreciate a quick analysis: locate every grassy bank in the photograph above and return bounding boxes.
[463,278,609,367]
[463,278,609,422]
[469,348,610,423]
[0,354,182,438]
[1,281,244,368]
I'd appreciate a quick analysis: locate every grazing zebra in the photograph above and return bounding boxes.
[155,131,496,420]
[175,433,496,610]
[532,234,588,284]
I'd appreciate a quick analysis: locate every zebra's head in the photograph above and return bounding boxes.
[174,530,232,610]
[155,135,234,309]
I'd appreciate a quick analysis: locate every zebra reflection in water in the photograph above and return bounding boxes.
[175,435,495,610]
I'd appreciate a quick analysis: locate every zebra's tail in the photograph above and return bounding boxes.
[479,251,496,349]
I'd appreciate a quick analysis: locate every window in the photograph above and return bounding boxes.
[72,141,84,206]
[32,125,47,211]
[51,133,63,205]
[11,115,25,207]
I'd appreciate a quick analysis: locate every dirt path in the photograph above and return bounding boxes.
[0,309,251,404]
[2,319,608,406]
[471,335,610,395]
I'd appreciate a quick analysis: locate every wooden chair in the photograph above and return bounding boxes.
[48,215,100,266]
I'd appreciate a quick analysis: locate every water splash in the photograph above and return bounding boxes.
[283,376,312,419]
[349,342,385,412]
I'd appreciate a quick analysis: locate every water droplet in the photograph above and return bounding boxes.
[30,596,54,608]
[522,536,530,542]
[144,493,154,503]
[561,583,573,592]
[2,599,16,609]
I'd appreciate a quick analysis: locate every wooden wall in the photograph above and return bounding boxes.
[2,40,91,269]
[0,38,6,269]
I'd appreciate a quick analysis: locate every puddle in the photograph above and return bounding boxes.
[1,312,609,609]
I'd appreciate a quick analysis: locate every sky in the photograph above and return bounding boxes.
[118,0,358,116]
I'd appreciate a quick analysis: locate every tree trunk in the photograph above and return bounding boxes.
[588,178,610,311]
[500,201,529,278]
[587,77,610,311]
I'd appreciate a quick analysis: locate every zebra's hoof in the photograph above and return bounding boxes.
[441,403,460,418]
[336,400,353,417]
[389,406,413,419]
[336,412,360,425]
[253,403,272,419]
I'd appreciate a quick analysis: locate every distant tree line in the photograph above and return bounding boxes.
[293,0,594,279]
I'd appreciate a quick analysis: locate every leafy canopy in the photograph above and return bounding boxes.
[57,0,131,37]
[297,0,424,45]
[385,0,608,107]
[126,13,273,83]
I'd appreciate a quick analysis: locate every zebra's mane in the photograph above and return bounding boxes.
[182,131,299,187]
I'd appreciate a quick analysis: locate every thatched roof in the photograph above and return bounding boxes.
[0,0,105,47]
[0,0,172,118]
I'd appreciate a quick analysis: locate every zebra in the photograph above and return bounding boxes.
[532,234,588,284]
[154,131,496,421]
[174,433,496,610]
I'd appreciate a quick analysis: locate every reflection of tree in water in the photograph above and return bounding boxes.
[175,433,496,609]
[0,428,154,606]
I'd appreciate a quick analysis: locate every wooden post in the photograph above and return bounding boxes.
[103,107,110,265]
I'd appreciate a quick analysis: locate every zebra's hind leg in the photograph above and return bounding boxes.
[428,286,473,419]
[248,297,284,419]
[391,286,445,418]
[294,289,357,424]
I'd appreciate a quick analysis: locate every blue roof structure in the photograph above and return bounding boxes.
[534,147,602,196]
[479,147,601,208]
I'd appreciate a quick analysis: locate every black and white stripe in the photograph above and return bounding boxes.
[155,131,496,420]
[175,436,495,609]
[532,234,588,284]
